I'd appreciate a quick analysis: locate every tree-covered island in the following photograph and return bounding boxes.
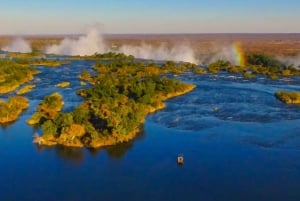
[30,54,196,148]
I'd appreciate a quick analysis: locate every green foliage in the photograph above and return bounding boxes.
[73,105,89,124]
[17,84,36,95]
[208,60,231,74]
[246,54,283,69]
[28,92,64,123]
[53,113,74,128]
[204,54,300,79]
[42,120,57,137]
[0,96,29,124]
[243,72,256,79]
[68,52,135,61]
[275,91,300,104]
[0,60,39,94]
[245,53,300,78]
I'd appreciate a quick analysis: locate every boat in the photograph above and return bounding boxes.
[177,154,184,165]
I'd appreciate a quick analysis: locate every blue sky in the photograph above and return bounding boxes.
[1,0,299,34]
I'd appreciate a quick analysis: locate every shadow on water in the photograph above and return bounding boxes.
[55,146,85,163]
[35,145,85,164]
[100,126,146,159]
[34,126,146,163]
[0,121,18,130]
[104,142,133,159]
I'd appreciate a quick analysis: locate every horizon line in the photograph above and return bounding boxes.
[1,32,300,37]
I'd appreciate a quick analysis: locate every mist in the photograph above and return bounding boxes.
[198,45,240,66]
[2,38,32,53]
[45,27,106,56]
[278,55,300,68]
[44,25,198,63]
[119,43,198,63]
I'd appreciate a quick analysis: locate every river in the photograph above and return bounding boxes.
[0,59,300,201]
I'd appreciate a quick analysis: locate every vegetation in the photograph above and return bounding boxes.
[7,52,42,59]
[206,53,300,79]
[6,52,69,67]
[56,82,70,88]
[27,92,64,125]
[16,84,36,95]
[0,60,39,94]
[243,72,256,79]
[31,54,196,148]
[0,96,29,124]
[275,91,300,104]
[67,52,135,60]
[2,49,299,147]
[31,58,70,67]
[207,60,232,74]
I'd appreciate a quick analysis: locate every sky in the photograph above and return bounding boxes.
[1,0,300,34]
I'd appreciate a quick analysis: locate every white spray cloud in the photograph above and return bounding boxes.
[119,43,198,64]
[45,25,198,63]
[199,45,238,66]
[278,55,300,68]
[45,27,106,56]
[2,38,32,53]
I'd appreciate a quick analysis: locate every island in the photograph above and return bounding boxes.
[0,96,29,124]
[31,58,70,67]
[30,54,196,148]
[275,91,300,104]
[56,82,70,88]
[27,92,64,125]
[16,84,36,95]
[0,60,39,94]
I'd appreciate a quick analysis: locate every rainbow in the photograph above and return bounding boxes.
[232,42,246,67]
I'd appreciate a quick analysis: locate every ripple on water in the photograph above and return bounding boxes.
[149,73,300,132]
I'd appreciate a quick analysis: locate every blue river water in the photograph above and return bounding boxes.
[0,60,300,201]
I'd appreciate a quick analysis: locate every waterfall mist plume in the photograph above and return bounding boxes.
[45,27,106,56]
[118,43,198,63]
[198,45,240,66]
[2,38,32,53]
[278,55,300,68]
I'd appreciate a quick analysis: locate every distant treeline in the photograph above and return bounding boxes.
[207,53,300,79]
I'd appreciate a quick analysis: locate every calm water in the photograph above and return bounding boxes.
[0,60,300,201]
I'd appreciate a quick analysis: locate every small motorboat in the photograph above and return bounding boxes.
[177,154,184,165]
